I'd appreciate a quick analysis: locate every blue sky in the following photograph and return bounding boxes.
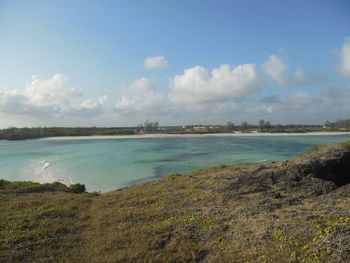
[0,0,350,127]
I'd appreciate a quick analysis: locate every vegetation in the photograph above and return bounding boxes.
[0,118,349,140]
[0,127,136,140]
[0,185,93,262]
[142,120,159,133]
[339,141,350,148]
[258,119,271,132]
[324,119,350,129]
[1,142,350,262]
[224,121,234,132]
[0,180,86,194]
[240,121,249,132]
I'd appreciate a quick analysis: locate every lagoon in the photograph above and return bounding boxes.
[1,135,349,192]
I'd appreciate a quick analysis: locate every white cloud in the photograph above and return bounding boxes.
[258,86,350,123]
[115,78,167,115]
[170,64,262,105]
[262,55,321,86]
[144,56,169,69]
[169,84,350,125]
[261,55,287,85]
[0,88,54,116]
[25,74,82,107]
[70,95,108,116]
[0,74,105,119]
[293,68,310,84]
[0,74,80,117]
[338,37,350,77]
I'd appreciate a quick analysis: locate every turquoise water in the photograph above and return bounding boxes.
[0,135,349,192]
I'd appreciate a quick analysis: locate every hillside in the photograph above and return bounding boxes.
[1,142,350,262]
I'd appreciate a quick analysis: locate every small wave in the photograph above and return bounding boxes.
[21,159,72,186]
[43,161,50,169]
[258,159,267,163]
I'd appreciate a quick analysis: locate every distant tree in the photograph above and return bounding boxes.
[136,123,144,132]
[144,120,159,133]
[336,119,350,128]
[265,121,271,129]
[324,120,331,127]
[240,122,249,132]
[258,119,265,131]
[225,121,234,132]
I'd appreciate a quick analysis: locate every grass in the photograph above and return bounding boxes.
[0,192,93,262]
[1,142,350,262]
[308,144,327,154]
[339,140,350,149]
[0,179,86,194]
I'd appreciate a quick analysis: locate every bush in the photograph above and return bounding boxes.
[0,180,87,194]
[0,180,69,193]
[69,183,86,194]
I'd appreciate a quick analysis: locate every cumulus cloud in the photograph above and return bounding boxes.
[144,56,169,69]
[0,88,52,116]
[70,95,108,116]
[338,37,350,77]
[115,78,167,115]
[25,74,81,107]
[258,86,350,122]
[170,64,262,105]
[262,55,321,86]
[205,85,350,125]
[261,55,287,85]
[170,84,350,125]
[0,74,105,119]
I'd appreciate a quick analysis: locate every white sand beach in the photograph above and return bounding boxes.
[40,132,350,140]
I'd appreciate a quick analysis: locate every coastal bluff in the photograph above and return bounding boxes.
[1,142,350,262]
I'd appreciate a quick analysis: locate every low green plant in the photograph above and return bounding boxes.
[339,141,350,149]
[68,183,86,193]
[0,180,86,194]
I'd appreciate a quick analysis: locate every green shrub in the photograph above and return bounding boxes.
[69,183,86,194]
[0,180,86,194]
[339,141,350,149]
[0,180,69,193]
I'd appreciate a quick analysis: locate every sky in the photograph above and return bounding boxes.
[0,0,350,128]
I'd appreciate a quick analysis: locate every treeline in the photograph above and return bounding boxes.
[178,119,350,134]
[0,127,135,140]
[324,119,350,129]
[235,119,350,133]
[1,118,349,140]
[136,121,159,133]
[220,121,325,133]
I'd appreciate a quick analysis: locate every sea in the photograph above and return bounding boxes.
[0,135,349,192]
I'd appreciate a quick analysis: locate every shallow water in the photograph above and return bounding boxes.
[0,135,349,192]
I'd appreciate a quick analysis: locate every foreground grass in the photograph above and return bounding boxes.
[1,142,350,262]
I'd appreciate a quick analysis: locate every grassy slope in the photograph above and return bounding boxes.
[1,143,350,262]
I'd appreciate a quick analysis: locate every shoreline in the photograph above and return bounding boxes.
[40,132,350,140]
